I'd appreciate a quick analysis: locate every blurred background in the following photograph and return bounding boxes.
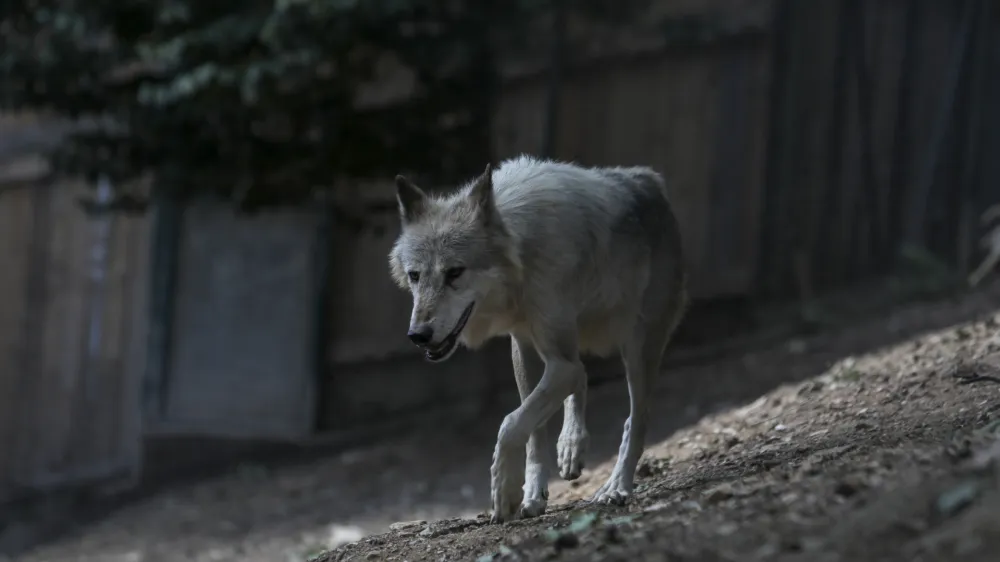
[1,0,999,560]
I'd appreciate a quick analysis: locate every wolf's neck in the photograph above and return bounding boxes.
[462,264,524,349]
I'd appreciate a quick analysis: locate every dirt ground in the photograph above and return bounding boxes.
[10,283,1000,562]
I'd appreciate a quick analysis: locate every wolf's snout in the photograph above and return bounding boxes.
[407,326,434,346]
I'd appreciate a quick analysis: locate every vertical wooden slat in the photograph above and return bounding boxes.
[0,188,34,502]
[121,209,153,484]
[901,0,975,252]
[39,180,87,480]
[886,0,923,259]
[14,177,54,490]
[707,43,770,295]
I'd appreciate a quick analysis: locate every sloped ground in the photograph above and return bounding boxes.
[9,283,1000,562]
[321,287,1000,562]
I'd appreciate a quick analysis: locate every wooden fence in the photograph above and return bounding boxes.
[759,0,1000,297]
[0,173,150,504]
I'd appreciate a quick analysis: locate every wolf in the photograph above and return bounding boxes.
[388,156,687,523]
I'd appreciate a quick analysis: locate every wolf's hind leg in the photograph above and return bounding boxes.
[592,319,672,505]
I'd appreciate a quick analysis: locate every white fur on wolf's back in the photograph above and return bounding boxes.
[475,155,672,357]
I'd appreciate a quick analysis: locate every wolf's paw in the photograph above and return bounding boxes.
[557,426,589,480]
[518,496,547,519]
[591,475,632,506]
[490,445,525,524]
[519,471,549,519]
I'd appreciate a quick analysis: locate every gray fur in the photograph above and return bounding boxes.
[389,155,687,522]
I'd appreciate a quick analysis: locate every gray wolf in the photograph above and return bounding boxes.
[388,156,687,523]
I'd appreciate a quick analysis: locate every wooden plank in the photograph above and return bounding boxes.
[603,58,658,166]
[493,81,547,159]
[119,209,153,483]
[654,53,714,294]
[33,180,88,484]
[741,40,774,295]
[707,44,772,296]
[14,179,54,490]
[0,188,33,501]
[552,74,588,162]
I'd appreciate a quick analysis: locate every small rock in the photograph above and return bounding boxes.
[643,501,670,512]
[798,381,824,395]
[389,521,425,532]
[702,484,735,503]
[936,480,982,516]
[365,551,383,560]
[419,527,443,538]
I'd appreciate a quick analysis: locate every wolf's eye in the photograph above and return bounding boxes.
[445,267,465,283]
[407,271,420,283]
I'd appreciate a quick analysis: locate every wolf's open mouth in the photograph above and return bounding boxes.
[424,302,475,363]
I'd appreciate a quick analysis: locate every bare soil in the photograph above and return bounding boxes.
[10,282,1000,562]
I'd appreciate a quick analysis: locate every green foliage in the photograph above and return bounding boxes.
[0,0,646,209]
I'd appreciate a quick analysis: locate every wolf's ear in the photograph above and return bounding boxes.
[468,163,495,218]
[395,174,427,223]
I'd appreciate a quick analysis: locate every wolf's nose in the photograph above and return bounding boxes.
[408,327,434,346]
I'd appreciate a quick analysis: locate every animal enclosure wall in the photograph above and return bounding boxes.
[0,178,150,504]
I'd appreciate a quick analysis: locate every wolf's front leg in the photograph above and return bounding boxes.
[557,387,589,480]
[511,337,552,518]
[491,351,583,523]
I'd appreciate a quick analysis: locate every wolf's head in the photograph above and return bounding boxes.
[388,164,520,362]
